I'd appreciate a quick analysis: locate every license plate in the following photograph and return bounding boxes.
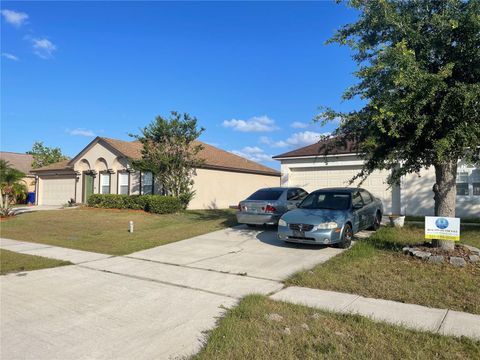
[293,230,305,238]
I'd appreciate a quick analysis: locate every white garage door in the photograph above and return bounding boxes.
[288,166,393,214]
[39,176,76,205]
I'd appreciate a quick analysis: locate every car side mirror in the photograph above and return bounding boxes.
[353,203,363,210]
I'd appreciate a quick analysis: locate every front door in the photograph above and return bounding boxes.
[83,174,94,203]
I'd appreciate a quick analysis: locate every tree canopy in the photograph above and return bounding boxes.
[27,141,69,169]
[318,0,480,248]
[319,0,480,184]
[131,112,205,204]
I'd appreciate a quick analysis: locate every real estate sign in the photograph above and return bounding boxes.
[425,217,460,241]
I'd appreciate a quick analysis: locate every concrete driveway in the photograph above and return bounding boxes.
[1,226,346,360]
[128,225,345,281]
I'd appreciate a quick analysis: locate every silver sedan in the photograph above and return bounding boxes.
[236,187,309,227]
[277,188,383,248]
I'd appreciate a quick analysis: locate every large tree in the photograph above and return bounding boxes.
[27,141,69,169]
[319,0,480,249]
[131,112,205,204]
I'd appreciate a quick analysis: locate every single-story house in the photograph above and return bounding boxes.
[273,139,480,218]
[31,137,280,209]
[0,152,36,192]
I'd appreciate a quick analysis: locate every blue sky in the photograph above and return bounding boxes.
[1,1,360,169]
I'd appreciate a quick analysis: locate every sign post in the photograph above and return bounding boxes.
[425,217,460,241]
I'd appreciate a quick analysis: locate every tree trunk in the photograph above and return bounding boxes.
[432,160,457,250]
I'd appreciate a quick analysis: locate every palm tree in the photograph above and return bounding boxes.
[0,159,26,211]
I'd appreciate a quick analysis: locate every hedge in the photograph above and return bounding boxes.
[87,194,182,214]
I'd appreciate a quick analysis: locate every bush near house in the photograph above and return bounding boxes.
[87,194,182,214]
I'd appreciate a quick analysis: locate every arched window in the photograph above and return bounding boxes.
[100,173,111,194]
[141,172,153,195]
[118,172,129,195]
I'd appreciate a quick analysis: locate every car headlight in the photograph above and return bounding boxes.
[278,219,287,227]
[317,222,338,229]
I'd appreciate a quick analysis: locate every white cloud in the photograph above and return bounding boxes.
[291,121,309,129]
[230,146,273,163]
[222,115,278,132]
[1,9,28,27]
[260,131,329,148]
[67,128,96,137]
[2,53,19,61]
[31,38,56,59]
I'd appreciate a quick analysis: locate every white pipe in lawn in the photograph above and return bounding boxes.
[129,221,134,233]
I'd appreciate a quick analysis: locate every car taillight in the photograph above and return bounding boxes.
[263,205,276,213]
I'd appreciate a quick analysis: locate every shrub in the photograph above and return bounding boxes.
[179,190,195,210]
[86,194,182,214]
[145,195,182,214]
[87,194,104,207]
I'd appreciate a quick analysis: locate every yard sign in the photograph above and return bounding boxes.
[425,217,460,241]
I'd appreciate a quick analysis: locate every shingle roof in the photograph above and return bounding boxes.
[31,160,73,172]
[33,137,280,176]
[273,138,358,159]
[0,152,34,174]
[101,137,142,159]
[194,141,279,175]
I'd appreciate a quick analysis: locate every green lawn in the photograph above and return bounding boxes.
[194,295,480,360]
[0,249,71,275]
[287,225,480,315]
[0,208,236,255]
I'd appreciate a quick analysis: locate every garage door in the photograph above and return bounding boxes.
[288,166,393,214]
[39,176,76,205]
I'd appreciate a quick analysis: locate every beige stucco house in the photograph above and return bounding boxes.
[273,139,480,218]
[0,152,36,192]
[31,137,280,209]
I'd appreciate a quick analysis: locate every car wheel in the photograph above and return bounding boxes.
[369,212,382,231]
[337,224,353,249]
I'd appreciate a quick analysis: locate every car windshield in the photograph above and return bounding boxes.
[299,192,351,210]
[247,190,283,201]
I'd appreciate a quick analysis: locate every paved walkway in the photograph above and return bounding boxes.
[271,286,480,340]
[1,227,479,360]
[12,205,71,215]
[0,238,111,264]
[0,227,342,360]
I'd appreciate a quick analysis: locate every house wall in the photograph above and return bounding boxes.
[63,140,280,209]
[72,142,132,202]
[402,162,480,218]
[189,168,280,209]
[279,155,479,218]
[20,176,36,192]
[279,155,400,215]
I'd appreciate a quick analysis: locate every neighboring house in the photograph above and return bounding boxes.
[273,138,480,217]
[31,137,280,209]
[0,152,36,192]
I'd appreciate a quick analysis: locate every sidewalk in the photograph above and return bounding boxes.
[271,286,480,340]
[2,236,480,342]
[0,238,111,264]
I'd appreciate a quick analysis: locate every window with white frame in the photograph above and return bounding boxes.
[472,169,480,196]
[118,172,129,195]
[100,173,111,194]
[142,171,153,195]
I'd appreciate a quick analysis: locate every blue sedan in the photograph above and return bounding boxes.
[277,188,383,248]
